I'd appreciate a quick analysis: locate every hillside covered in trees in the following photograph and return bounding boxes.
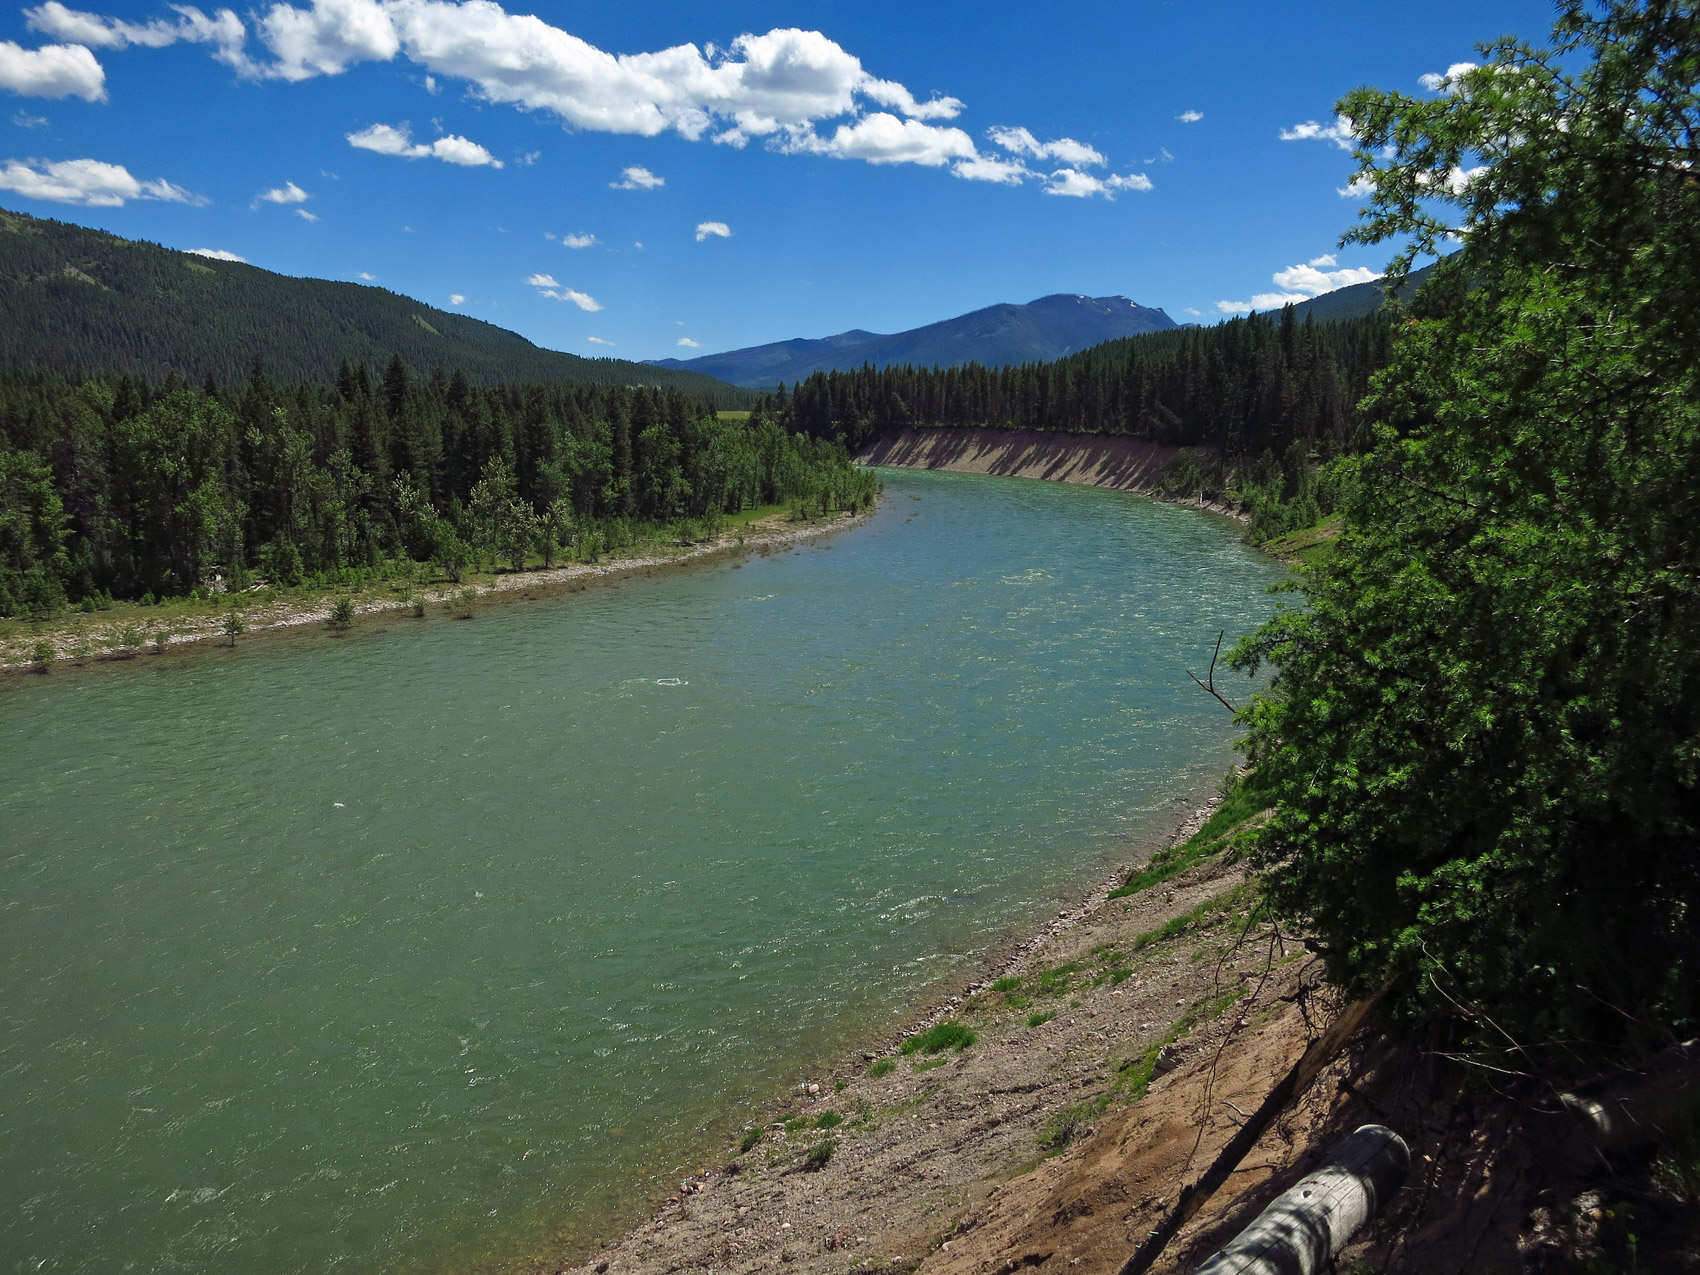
[0,208,750,405]
[0,366,869,615]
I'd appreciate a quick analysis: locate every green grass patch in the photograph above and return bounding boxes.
[914,1056,949,1072]
[739,1127,763,1154]
[990,976,1023,993]
[1130,881,1256,952]
[1026,1010,1056,1028]
[815,1110,843,1129]
[866,1057,897,1078]
[1261,514,1342,566]
[1114,987,1248,1102]
[716,410,753,421]
[1034,963,1081,997]
[1038,1094,1109,1153]
[804,1139,837,1170]
[1109,777,1272,901]
[901,1020,977,1055]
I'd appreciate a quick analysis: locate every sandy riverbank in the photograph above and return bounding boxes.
[854,427,1244,522]
[0,508,868,676]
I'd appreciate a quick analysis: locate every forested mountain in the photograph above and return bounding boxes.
[0,367,868,615]
[780,307,1392,460]
[0,207,750,404]
[1284,260,1438,323]
[650,294,1177,387]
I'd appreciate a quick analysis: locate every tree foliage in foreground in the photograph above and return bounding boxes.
[1235,0,1700,1059]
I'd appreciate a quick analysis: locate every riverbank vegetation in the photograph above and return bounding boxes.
[1232,0,1700,1067]
[0,367,874,620]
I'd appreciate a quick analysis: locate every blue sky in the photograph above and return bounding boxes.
[1,0,1556,363]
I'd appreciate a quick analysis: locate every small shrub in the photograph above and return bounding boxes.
[448,588,477,620]
[30,638,54,672]
[139,592,155,607]
[328,596,356,629]
[738,1127,763,1154]
[222,610,246,645]
[150,627,172,654]
[803,1140,836,1171]
[112,624,145,656]
[412,597,426,617]
[866,1058,896,1078]
[900,1020,976,1055]
[815,1110,843,1129]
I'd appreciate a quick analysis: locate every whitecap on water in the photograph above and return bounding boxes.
[654,678,687,686]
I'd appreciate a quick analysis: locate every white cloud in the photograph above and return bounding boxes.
[0,39,106,100]
[610,164,662,189]
[1338,174,1374,199]
[346,121,501,166]
[516,149,538,164]
[358,270,375,279]
[695,220,731,241]
[953,152,1034,184]
[988,125,1104,167]
[788,112,975,166]
[25,2,245,55]
[1216,254,1379,312]
[13,109,50,127]
[587,335,613,345]
[0,155,201,205]
[187,247,244,261]
[448,292,465,304]
[257,179,309,203]
[42,2,1128,195]
[1042,168,1151,198]
[526,272,559,287]
[1419,61,1477,93]
[1279,114,1356,150]
[294,208,318,220]
[1177,109,1203,123]
[538,285,601,310]
[676,337,698,347]
[560,231,597,248]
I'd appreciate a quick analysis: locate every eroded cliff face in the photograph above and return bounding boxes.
[855,428,1175,495]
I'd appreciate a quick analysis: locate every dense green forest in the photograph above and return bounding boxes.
[0,208,751,404]
[777,307,1395,538]
[0,364,871,616]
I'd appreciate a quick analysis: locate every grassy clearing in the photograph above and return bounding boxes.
[866,1058,897,1078]
[1261,514,1342,567]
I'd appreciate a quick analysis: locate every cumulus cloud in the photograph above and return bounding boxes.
[1043,168,1152,198]
[526,272,559,287]
[610,164,662,189]
[586,335,613,345]
[1338,173,1374,199]
[676,337,698,346]
[257,179,309,203]
[186,247,244,260]
[695,220,731,241]
[13,109,50,126]
[0,155,201,205]
[953,152,1035,184]
[347,121,502,166]
[293,208,317,220]
[560,232,597,248]
[0,39,106,100]
[1216,253,1379,313]
[358,270,375,279]
[1419,61,1478,93]
[43,2,1125,195]
[448,292,464,304]
[1177,109,1203,123]
[1280,114,1357,150]
[988,125,1104,167]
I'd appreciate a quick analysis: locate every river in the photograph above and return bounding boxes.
[0,468,1284,1274]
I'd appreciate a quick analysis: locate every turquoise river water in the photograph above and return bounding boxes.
[0,469,1285,1275]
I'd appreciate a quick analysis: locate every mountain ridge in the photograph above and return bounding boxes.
[651,293,1178,387]
[0,206,751,403]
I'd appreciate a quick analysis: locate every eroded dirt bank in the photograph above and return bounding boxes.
[854,429,1173,495]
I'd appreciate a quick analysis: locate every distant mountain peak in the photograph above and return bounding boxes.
[652,293,1177,387]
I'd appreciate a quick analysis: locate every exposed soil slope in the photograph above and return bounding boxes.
[855,428,1175,495]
